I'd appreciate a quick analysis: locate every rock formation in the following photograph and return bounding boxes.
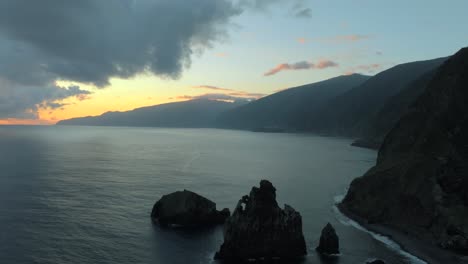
[214,180,307,260]
[340,47,468,255]
[316,223,340,255]
[151,190,230,227]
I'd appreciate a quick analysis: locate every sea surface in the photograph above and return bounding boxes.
[0,126,420,264]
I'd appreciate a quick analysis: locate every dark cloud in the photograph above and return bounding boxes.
[0,0,307,119]
[0,81,90,119]
[0,0,243,87]
[0,0,241,118]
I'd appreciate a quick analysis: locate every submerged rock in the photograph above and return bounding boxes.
[151,190,230,227]
[316,223,340,255]
[214,180,307,260]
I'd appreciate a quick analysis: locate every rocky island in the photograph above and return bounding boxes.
[151,190,230,227]
[340,47,468,262]
[214,180,307,261]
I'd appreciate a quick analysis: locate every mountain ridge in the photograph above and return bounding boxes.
[57,99,245,127]
[215,74,371,131]
[307,57,448,137]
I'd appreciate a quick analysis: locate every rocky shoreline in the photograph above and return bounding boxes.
[338,204,466,264]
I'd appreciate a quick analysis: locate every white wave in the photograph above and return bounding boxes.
[333,194,427,264]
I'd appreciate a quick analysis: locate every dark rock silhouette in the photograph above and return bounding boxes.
[151,190,229,227]
[316,223,340,255]
[341,47,468,256]
[214,180,307,260]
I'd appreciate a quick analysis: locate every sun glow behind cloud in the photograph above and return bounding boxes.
[1,1,466,125]
[30,74,269,124]
[36,77,185,124]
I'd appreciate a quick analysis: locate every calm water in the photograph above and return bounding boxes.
[0,126,416,264]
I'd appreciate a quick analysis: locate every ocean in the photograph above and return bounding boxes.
[0,126,421,263]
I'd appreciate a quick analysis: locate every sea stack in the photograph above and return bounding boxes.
[316,223,340,255]
[214,180,307,260]
[340,47,468,256]
[151,190,230,227]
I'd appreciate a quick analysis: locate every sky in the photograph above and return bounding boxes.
[0,0,467,125]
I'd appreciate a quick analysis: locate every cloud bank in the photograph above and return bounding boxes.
[0,80,90,119]
[0,0,244,87]
[0,0,310,119]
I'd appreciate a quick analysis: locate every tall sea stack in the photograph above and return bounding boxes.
[214,180,307,260]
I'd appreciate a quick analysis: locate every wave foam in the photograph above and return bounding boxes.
[333,194,427,264]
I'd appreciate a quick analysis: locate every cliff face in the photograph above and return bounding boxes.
[356,69,440,148]
[341,47,468,255]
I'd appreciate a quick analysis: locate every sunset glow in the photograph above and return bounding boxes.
[1,1,467,125]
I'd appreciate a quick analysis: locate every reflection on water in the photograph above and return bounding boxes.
[0,126,413,263]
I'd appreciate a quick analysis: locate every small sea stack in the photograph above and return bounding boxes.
[316,223,340,255]
[214,180,307,261]
[151,190,230,227]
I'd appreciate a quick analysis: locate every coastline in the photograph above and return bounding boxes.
[336,203,466,264]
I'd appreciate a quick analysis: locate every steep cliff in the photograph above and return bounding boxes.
[341,47,468,255]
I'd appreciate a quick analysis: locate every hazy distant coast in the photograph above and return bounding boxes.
[58,56,447,152]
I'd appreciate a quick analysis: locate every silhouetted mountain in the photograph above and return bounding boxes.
[57,99,244,127]
[59,57,448,138]
[216,58,447,138]
[309,57,447,137]
[341,47,468,259]
[216,74,371,130]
